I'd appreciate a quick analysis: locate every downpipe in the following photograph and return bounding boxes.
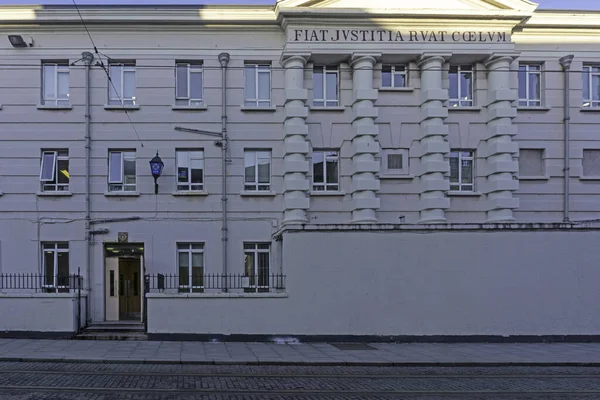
[560,55,574,223]
[218,53,230,292]
[83,51,94,326]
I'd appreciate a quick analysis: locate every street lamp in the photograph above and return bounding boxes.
[149,152,164,194]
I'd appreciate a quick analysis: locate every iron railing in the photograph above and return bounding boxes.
[0,273,83,293]
[146,273,286,293]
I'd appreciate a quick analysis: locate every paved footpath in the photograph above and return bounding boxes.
[1,339,600,365]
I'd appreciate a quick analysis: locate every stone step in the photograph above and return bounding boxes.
[84,324,145,333]
[75,332,148,341]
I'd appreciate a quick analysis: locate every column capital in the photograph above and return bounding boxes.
[350,53,381,68]
[416,53,451,68]
[281,53,310,67]
[484,52,520,69]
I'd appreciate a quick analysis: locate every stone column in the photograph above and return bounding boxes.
[350,54,381,223]
[483,54,519,222]
[282,55,310,224]
[416,54,450,224]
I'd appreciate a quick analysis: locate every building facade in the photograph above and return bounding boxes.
[1,0,600,340]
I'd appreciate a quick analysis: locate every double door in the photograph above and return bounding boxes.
[105,256,143,321]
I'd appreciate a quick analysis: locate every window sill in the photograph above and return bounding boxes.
[240,105,276,112]
[517,106,551,112]
[172,191,208,196]
[448,106,482,112]
[172,105,207,111]
[580,107,600,112]
[447,191,482,197]
[309,106,345,112]
[519,176,550,181]
[378,173,414,180]
[104,104,140,111]
[37,104,72,110]
[146,292,287,299]
[104,191,140,197]
[580,176,600,181]
[378,87,414,92]
[240,191,276,197]
[310,191,346,196]
[37,191,73,197]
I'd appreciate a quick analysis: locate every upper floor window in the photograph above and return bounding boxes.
[176,149,204,192]
[449,65,473,107]
[583,149,600,177]
[518,64,542,107]
[42,62,69,106]
[582,65,600,108]
[177,243,204,293]
[244,150,271,191]
[313,65,339,107]
[381,149,409,176]
[243,243,270,292]
[40,149,69,192]
[312,150,339,192]
[449,150,474,192]
[381,65,407,88]
[519,149,545,178]
[108,61,136,106]
[108,150,136,192]
[42,242,69,292]
[244,63,271,107]
[175,61,203,106]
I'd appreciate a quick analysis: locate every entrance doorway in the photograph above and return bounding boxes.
[104,244,144,322]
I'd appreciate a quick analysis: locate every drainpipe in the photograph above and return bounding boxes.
[218,52,230,291]
[560,55,574,223]
[82,51,94,325]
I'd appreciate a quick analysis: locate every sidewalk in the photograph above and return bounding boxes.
[1,339,600,366]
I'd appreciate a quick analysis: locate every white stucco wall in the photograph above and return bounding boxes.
[148,229,600,337]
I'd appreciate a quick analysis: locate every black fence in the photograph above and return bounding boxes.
[0,273,83,293]
[146,273,286,293]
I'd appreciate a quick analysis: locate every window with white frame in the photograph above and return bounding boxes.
[519,149,545,177]
[108,61,136,106]
[313,65,339,107]
[518,64,542,107]
[40,150,69,192]
[449,150,475,192]
[176,150,204,191]
[108,150,136,192]
[42,242,69,291]
[244,150,271,191]
[583,149,600,177]
[244,63,271,107]
[42,62,69,106]
[449,65,474,107]
[175,62,203,106]
[312,150,339,191]
[243,243,270,292]
[381,149,409,175]
[582,65,600,108]
[381,65,407,88]
[177,243,204,293]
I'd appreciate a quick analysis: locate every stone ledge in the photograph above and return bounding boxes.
[147,292,287,299]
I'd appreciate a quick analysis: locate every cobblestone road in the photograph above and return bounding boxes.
[1,362,599,399]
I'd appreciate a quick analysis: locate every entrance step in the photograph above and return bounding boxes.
[75,322,147,340]
[75,331,148,341]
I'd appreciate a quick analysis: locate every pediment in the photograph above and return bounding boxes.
[277,0,538,12]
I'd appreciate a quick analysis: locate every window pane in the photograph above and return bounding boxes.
[109,66,121,100]
[190,71,203,100]
[245,66,256,100]
[393,72,406,88]
[313,67,323,100]
[518,67,527,99]
[190,165,203,184]
[57,252,69,277]
[244,252,255,281]
[123,157,136,184]
[449,157,459,183]
[583,149,600,176]
[258,71,270,100]
[461,159,473,184]
[325,71,337,100]
[44,250,55,282]
[244,152,256,183]
[40,152,56,181]
[381,65,392,87]
[43,65,56,100]
[257,157,270,184]
[312,152,324,184]
[176,64,188,98]
[583,69,590,102]
[529,72,540,101]
[387,154,403,170]
[57,71,69,100]
[326,155,338,184]
[460,71,472,100]
[449,70,458,99]
[57,158,69,184]
[257,252,269,287]
[519,149,544,176]
[109,152,122,183]
[593,74,600,101]
[123,70,135,100]
[192,253,203,268]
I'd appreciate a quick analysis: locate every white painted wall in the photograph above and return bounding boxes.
[148,229,600,337]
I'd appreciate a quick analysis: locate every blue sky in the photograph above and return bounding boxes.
[0,0,598,10]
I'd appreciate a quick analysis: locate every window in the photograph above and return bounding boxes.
[177,243,204,293]
[176,150,204,191]
[243,243,270,292]
[42,62,69,105]
[519,149,545,177]
[108,61,136,106]
[175,62,203,106]
[313,65,339,107]
[244,150,271,191]
[244,63,271,107]
[583,150,600,177]
[582,65,600,108]
[518,64,542,107]
[449,65,473,107]
[40,150,69,192]
[381,149,409,175]
[42,242,69,291]
[108,151,136,192]
[312,150,339,191]
[381,65,407,88]
[449,150,474,192]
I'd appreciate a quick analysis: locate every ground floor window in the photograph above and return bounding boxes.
[42,242,69,292]
[177,243,204,292]
[244,243,270,292]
